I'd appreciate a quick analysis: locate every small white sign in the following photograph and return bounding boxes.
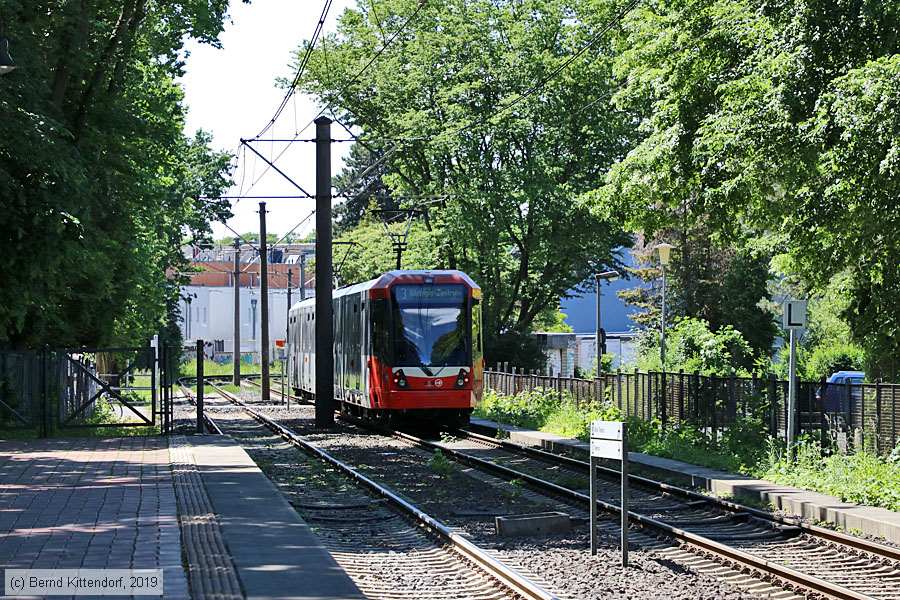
[590,438,623,460]
[783,300,807,329]
[590,420,623,441]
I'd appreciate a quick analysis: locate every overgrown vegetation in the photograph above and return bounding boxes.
[427,450,455,478]
[180,359,282,378]
[761,439,900,512]
[475,388,900,511]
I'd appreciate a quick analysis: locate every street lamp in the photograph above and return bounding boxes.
[180,292,197,339]
[0,37,15,75]
[656,243,675,370]
[594,270,620,375]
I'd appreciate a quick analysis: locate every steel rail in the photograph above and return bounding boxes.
[384,428,877,600]
[177,379,225,435]
[456,427,900,563]
[205,381,559,600]
[196,378,886,598]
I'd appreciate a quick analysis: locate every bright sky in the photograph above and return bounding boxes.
[180,0,355,241]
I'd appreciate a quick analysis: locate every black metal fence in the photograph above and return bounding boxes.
[485,368,900,455]
[0,342,177,436]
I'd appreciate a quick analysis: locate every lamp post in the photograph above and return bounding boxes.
[180,292,197,340]
[594,270,620,375]
[656,243,675,370]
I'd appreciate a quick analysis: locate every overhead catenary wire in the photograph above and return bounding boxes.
[253,0,334,140]
[232,0,429,205]
[242,209,317,272]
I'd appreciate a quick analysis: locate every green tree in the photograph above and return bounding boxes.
[634,317,754,376]
[0,0,236,348]
[297,0,632,363]
[332,143,399,235]
[593,0,900,379]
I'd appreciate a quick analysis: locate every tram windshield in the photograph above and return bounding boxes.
[391,284,469,371]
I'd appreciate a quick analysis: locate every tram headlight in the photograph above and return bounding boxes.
[455,369,469,388]
[393,369,408,388]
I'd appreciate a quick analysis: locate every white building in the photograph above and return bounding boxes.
[179,285,313,360]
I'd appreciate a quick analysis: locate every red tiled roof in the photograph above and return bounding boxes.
[185,261,314,289]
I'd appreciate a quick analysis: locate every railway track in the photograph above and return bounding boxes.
[417,428,900,600]
[204,378,900,598]
[181,379,557,600]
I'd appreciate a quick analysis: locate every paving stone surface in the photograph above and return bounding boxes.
[0,437,189,598]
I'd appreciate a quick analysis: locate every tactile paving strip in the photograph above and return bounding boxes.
[170,436,244,600]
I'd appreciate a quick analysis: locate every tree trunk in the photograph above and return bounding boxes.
[73,0,139,135]
[51,0,91,112]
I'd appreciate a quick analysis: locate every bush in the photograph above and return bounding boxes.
[803,343,866,381]
[633,318,754,376]
[478,388,900,512]
[475,388,562,430]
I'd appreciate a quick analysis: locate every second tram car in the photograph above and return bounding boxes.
[287,270,483,425]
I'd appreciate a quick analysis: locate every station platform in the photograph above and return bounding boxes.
[0,435,362,599]
[470,417,900,544]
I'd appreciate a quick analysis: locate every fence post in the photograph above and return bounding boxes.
[617,369,623,414]
[875,379,882,454]
[677,369,684,424]
[633,368,639,419]
[857,379,864,451]
[661,370,668,429]
[557,371,562,402]
[196,340,204,434]
[40,346,49,438]
[889,380,896,452]
[694,371,703,433]
[767,373,777,437]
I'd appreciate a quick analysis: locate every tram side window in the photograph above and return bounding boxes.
[371,298,389,361]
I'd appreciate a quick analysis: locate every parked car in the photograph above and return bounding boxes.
[817,370,865,413]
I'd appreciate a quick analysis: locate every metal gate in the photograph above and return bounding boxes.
[0,338,175,436]
[58,346,157,429]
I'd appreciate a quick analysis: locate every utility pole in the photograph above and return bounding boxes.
[259,202,271,401]
[285,268,292,404]
[233,240,241,386]
[314,116,334,428]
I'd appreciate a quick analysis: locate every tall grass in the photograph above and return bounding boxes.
[181,359,283,378]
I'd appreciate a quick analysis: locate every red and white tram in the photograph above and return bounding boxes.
[287,270,484,425]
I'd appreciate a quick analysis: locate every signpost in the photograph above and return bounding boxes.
[590,420,628,567]
[783,300,807,456]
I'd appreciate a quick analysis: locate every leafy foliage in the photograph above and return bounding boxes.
[332,213,440,285]
[593,0,900,379]
[0,0,235,348]
[332,143,399,235]
[479,387,900,511]
[297,0,633,363]
[633,317,755,375]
